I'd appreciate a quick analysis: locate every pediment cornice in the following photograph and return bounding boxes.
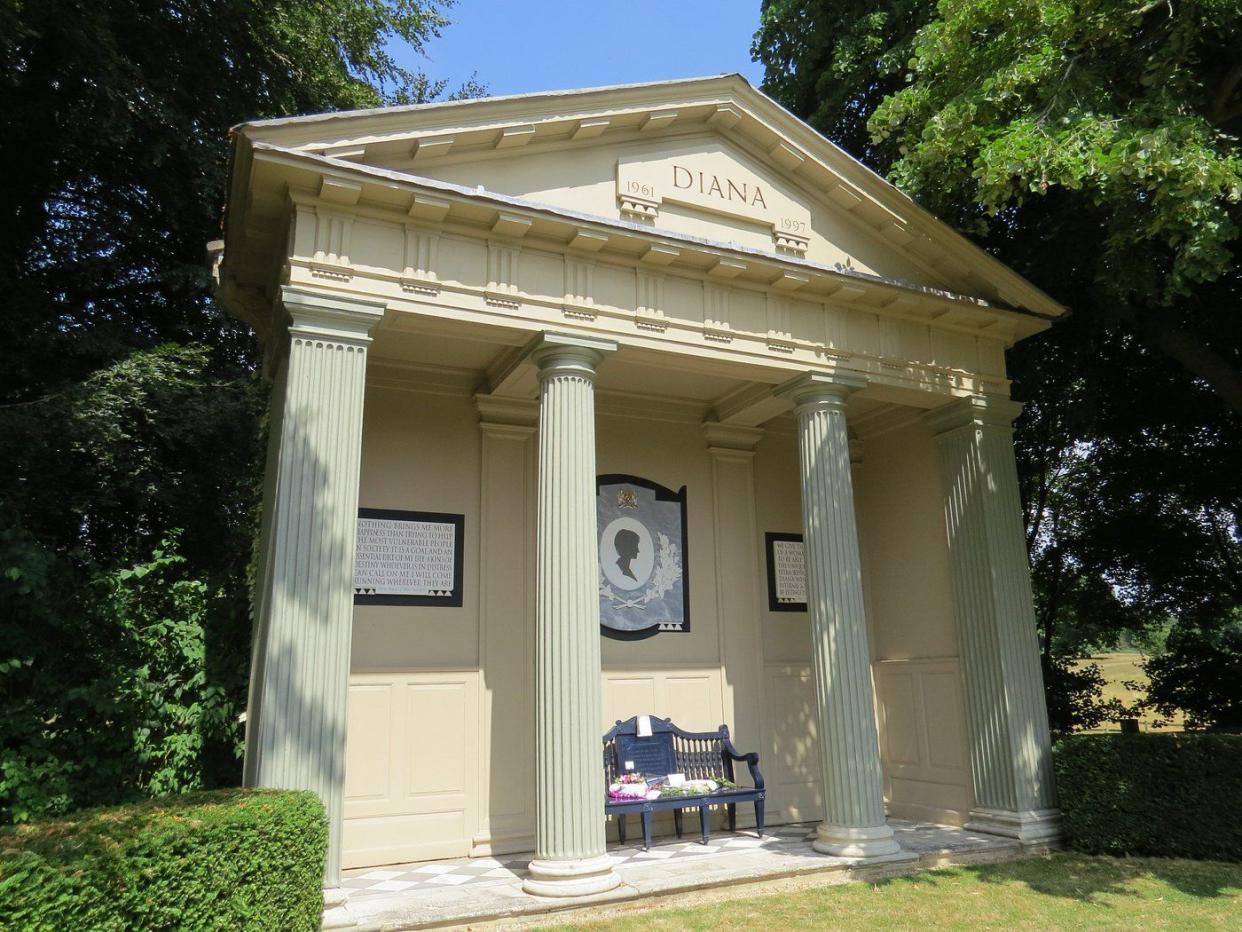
[230,75,1065,321]
[229,141,1048,347]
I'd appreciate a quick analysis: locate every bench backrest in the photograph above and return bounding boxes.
[603,715,733,785]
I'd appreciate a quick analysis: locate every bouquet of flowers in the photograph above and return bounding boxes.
[608,772,662,801]
[658,778,718,797]
[656,777,742,798]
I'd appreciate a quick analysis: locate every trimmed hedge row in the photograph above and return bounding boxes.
[1053,733,1242,862]
[0,788,326,931]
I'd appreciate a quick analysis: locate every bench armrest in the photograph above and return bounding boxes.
[721,739,764,790]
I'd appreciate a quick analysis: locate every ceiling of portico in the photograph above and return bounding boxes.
[368,318,901,433]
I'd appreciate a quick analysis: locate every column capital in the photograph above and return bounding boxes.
[702,422,764,454]
[280,286,386,345]
[525,331,617,381]
[924,394,1024,436]
[775,370,867,410]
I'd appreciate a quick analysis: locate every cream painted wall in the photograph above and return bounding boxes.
[343,387,484,866]
[752,425,821,822]
[854,418,974,824]
[753,426,812,662]
[750,415,974,827]
[341,384,975,867]
[351,387,481,671]
[855,419,958,662]
[597,412,721,673]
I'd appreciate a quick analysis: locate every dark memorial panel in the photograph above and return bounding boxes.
[597,474,690,640]
[765,531,807,612]
[615,733,678,777]
[353,508,464,607]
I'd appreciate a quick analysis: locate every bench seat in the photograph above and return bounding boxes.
[603,715,765,849]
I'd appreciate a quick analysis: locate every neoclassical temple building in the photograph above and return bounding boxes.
[216,75,1061,897]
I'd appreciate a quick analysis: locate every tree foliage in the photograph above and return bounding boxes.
[754,0,926,161]
[756,0,1242,730]
[1,521,246,822]
[0,0,470,822]
[873,1,1242,297]
[2,0,455,406]
[1144,610,1242,730]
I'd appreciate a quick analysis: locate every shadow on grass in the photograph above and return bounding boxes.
[876,852,1242,907]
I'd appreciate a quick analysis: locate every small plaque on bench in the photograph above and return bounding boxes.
[615,733,677,777]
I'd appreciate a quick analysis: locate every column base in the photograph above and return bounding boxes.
[321,887,357,930]
[812,821,902,858]
[966,807,1062,844]
[522,854,622,898]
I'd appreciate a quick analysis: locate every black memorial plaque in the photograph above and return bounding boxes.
[353,508,464,607]
[614,733,677,777]
[765,531,808,613]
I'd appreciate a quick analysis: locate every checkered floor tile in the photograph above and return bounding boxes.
[341,825,810,898]
[342,856,530,896]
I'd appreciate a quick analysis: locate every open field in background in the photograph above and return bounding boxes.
[1072,651,1184,733]
[537,855,1242,931]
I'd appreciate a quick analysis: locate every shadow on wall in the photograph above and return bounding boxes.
[764,667,824,822]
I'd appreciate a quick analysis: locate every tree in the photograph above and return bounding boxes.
[755,0,1242,730]
[0,0,472,821]
[1144,610,1242,730]
[867,0,1242,412]
[2,0,455,412]
[754,0,927,162]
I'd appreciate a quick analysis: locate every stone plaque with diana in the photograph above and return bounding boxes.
[596,474,689,638]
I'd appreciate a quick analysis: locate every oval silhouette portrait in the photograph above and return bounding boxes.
[599,516,655,591]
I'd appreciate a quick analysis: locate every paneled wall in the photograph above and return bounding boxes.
[342,670,480,867]
[342,381,975,867]
[873,659,973,824]
[761,664,824,823]
[602,668,724,733]
[351,388,481,671]
[855,418,974,823]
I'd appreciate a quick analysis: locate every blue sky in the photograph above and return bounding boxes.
[395,0,766,98]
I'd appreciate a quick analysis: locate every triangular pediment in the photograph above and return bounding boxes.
[233,75,1064,320]
[386,132,937,287]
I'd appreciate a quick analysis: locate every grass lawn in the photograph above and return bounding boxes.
[1072,651,1184,732]
[543,854,1242,930]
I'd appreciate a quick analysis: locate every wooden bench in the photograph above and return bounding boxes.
[603,715,765,850]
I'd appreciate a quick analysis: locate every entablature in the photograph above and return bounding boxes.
[233,178,1019,403]
[242,149,1042,347]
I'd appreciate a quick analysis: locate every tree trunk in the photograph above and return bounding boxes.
[1106,303,1242,415]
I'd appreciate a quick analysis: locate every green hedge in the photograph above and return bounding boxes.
[1053,733,1242,861]
[0,788,326,931]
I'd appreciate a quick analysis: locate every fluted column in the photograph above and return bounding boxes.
[244,286,386,886]
[776,372,900,859]
[523,332,621,897]
[926,395,1059,843]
